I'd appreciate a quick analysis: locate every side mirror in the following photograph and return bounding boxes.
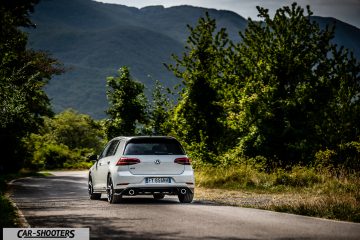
[87,154,98,162]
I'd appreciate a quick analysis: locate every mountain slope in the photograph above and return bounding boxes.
[313,16,360,57]
[27,0,360,119]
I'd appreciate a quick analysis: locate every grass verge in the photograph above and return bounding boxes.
[0,195,18,227]
[194,165,360,222]
[0,169,51,228]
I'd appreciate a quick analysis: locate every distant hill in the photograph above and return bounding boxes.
[312,16,360,56]
[27,0,360,119]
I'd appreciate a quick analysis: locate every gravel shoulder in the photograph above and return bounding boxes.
[195,187,304,207]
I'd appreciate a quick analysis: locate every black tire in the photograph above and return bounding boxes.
[88,177,101,200]
[153,193,165,200]
[178,191,194,203]
[107,177,122,204]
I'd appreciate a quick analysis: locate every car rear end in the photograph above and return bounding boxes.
[111,136,194,202]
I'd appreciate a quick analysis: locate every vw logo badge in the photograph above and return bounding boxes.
[154,159,161,165]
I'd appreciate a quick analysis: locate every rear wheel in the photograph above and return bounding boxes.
[88,177,101,200]
[178,191,193,203]
[153,193,165,200]
[107,177,122,204]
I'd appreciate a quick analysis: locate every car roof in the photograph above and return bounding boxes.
[111,136,177,141]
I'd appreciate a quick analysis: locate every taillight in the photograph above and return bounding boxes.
[116,157,140,166]
[174,157,191,165]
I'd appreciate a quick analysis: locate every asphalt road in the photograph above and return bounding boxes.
[9,171,360,240]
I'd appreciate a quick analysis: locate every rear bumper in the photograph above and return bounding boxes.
[112,168,194,191]
[114,186,194,196]
[111,165,195,196]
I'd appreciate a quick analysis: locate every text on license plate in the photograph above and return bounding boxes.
[145,177,171,184]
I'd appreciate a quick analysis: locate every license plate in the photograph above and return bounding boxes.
[145,177,171,184]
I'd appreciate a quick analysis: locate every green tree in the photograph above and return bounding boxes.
[0,0,63,173]
[24,109,105,170]
[42,109,105,151]
[147,80,171,135]
[105,67,148,138]
[166,13,229,157]
[226,3,360,167]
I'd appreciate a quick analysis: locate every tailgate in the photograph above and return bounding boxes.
[128,155,185,175]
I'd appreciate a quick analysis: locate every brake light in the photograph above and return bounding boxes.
[174,157,191,165]
[116,157,140,165]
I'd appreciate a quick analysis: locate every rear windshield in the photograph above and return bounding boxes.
[123,138,185,155]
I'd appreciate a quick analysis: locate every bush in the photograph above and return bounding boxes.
[195,164,274,190]
[339,142,360,172]
[28,142,91,170]
[33,143,71,169]
[23,110,105,170]
[314,149,337,171]
[46,144,70,169]
[314,142,360,174]
[274,167,322,187]
[183,138,219,168]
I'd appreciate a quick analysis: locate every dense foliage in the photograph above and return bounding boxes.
[166,13,229,156]
[166,3,360,171]
[0,0,63,173]
[24,109,105,170]
[224,4,360,169]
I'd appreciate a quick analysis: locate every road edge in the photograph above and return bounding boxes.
[7,178,32,228]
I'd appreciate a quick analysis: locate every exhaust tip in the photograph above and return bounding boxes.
[128,189,135,196]
[180,188,187,195]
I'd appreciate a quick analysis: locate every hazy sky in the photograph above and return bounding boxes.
[95,0,360,28]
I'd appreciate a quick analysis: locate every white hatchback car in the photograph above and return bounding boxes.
[88,136,195,203]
